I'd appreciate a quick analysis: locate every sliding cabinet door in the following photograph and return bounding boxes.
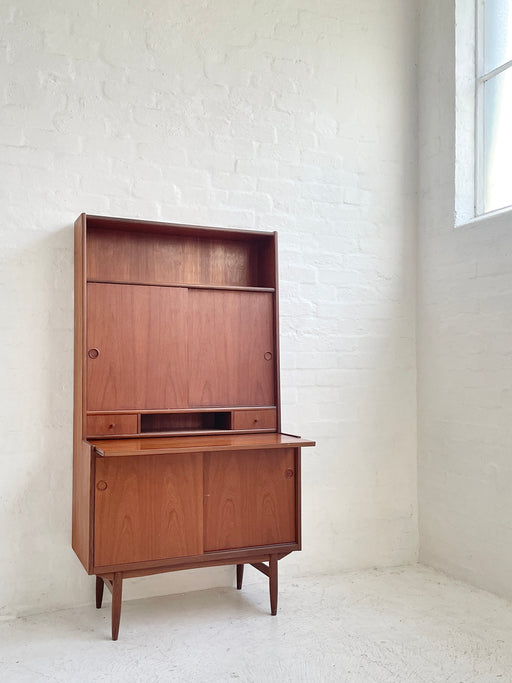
[94,453,203,567]
[188,290,275,407]
[203,448,297,551]
[87,283,188,411]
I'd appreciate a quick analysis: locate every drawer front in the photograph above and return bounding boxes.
[232,409,276,431]
[86,414,137,437]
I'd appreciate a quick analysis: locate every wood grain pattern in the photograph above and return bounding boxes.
[87,283,188,411]
[86,414,138,437]
[86,227,275,288]
[94,453,203,567]
[204,448,296,551]
[72,216,95,572]
[232,409,277,431]
[188,290,275,407]
[91,432,315,457]
[72,440,94,573]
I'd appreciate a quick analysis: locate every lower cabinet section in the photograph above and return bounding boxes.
[94,448,298,568]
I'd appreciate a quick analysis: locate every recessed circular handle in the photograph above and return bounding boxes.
[108,423,116,430]
[88,348,100,359]
[264,352,272,361]
[285,469,294,479]
[97,480,108,491]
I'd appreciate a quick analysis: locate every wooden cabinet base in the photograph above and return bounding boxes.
[95,553,286,640]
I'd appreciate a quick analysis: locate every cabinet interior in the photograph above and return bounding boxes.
[85,218,276,289]
[140,411,232,433]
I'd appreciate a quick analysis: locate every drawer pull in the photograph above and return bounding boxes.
[97,481,108,491]
[88,348,100,359]
[264,352,272,361]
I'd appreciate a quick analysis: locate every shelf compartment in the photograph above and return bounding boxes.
[140,411,232,433]
[86,224,276,289]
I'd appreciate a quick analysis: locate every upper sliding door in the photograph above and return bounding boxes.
[188,290,275,408]
[87,283,188,411]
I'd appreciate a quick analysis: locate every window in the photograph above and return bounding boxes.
[476,0,512,214]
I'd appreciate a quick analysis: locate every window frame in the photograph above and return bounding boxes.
[475,0,512,216]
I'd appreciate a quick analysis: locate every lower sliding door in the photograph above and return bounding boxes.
[203,448,297,552]
[94,453,203,567]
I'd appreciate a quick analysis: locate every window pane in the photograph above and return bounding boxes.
[483,67,512,212]
[485,0,512,72]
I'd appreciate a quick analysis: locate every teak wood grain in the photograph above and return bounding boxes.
[232,408,277,431]
[87,283,188,411]
[188,290,275,407]
[90,432,315,457]
[204,448,296,551]
[86,414,138,437]
[94,453,203,567]
[86,226,275,289]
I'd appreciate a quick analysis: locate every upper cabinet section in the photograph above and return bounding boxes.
[84,215,276,290]
[76,214,281,437]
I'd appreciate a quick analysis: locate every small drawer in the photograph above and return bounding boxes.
[86,414,138,437]
[232,409,276,431]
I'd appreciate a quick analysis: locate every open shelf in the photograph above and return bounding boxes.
[140,412,231,433]
[85,223,276,289]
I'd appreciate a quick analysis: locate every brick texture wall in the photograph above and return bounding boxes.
[0,0,418,615]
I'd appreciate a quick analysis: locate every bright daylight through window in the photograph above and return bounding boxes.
[477,0,512,214]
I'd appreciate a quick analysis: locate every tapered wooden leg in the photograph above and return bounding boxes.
[269,555,278,616]
[95,576,104,609]
[236,564,244,590]
[111,572,123,641]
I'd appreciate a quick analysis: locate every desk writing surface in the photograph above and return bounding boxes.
[90,433,316,457]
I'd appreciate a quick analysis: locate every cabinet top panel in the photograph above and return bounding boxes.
[80,213,276,240]
[90,433,315,457]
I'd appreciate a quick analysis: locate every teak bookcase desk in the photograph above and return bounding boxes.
[72,214,315,640]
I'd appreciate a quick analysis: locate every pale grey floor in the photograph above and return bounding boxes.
[1,565,511,682]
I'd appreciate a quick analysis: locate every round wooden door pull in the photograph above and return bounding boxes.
[88,348,100,359]
[97,481,108,491]
[264,352,272,361]
[285,469,294,479]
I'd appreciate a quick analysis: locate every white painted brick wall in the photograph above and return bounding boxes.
[0,0,418,616]
[418,0,512,600]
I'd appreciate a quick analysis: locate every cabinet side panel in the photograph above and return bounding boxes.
[72,215,93,572]
[73,214,85,451]
[72,441,94,572]
[204,448,296,551]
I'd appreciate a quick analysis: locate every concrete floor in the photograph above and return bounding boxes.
[1,565,511,682]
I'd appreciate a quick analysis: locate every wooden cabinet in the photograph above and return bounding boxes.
[72,214,315,640]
